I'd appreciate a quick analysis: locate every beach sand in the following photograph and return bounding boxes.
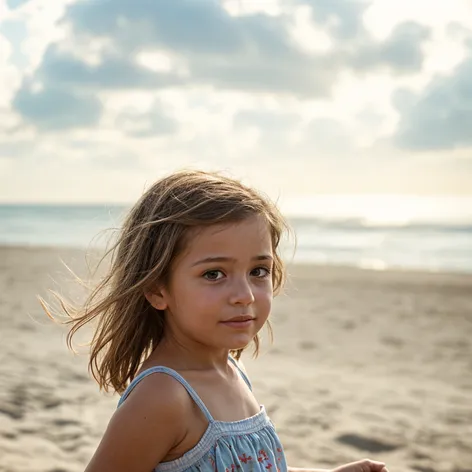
[0,246,471,472]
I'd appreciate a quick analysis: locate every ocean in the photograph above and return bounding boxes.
[1,196,471,274]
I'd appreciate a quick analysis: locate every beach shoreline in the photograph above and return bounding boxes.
[0,246,471,472]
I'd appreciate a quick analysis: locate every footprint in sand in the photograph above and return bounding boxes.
[336,433,401,453]
[52,419,81,427]
[299,341,316,351]
[411,466,436,472]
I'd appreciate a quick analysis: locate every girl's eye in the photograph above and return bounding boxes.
[251,267,271,278]
[203,270,224,281]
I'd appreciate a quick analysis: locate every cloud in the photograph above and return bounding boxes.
[393,49,472,150]
[0,19,29,69]
[66,0,244,54]
[54,0,334,98]
[302,117,354,156]
[233,109,355,159]
[300,0,368,40]
[115,102,178,138]
[302,1,430,73]
[37,45,183,90]
[233,109,301,154]
[38,0,431,92]
[9,0,432,132]
[234,110,301,130]
[351,22,431,73]
[12,82,102,130]
[36,42,328,97]
[0,139,34,158]
[6,0,32,10]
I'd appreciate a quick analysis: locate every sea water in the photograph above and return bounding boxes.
[1,195,471,274]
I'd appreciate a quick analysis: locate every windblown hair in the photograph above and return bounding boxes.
[41,170,289,394]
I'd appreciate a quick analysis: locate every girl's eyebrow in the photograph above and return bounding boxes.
[191,255,273,267]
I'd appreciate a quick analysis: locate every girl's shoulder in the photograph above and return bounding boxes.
[118,367,198,417]
[86,373,191,471]
[118,369,196,430]
[123,368,192,404]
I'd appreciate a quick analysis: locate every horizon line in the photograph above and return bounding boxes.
[1,193,472,206]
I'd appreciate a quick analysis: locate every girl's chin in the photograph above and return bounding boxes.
[223,334,256,351]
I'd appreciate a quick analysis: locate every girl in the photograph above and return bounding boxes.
[44,170,390,472]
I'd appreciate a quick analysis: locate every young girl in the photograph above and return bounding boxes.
[44,170,390,472]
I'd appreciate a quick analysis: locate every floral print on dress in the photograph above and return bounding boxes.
[203,444,285,472]
[239,454,253,464]
[199,437,286,472]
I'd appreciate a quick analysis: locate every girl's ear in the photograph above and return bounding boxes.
[144,288,168,311]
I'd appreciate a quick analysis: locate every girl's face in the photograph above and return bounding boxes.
[153,215,274,352]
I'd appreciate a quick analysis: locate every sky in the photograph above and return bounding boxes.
[0,0,472,204]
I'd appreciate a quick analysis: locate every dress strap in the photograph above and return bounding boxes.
[117,366,214,422]
[228,355,252,391]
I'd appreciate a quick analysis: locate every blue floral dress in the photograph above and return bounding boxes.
[117,356,287,472]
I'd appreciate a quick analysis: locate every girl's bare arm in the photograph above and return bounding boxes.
[85,374,191,472]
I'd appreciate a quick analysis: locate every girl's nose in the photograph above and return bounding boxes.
[229,278,255,306]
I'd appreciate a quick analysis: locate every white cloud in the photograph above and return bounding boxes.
[222,0,283,17]
[289,5,335,54]
[0,0,471,202]
[11,0,72,72]
[136,51,178,74]
[0,34,21,107]
[364,0,472,40]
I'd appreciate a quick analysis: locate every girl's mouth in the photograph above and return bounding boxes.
[221,317,255,328]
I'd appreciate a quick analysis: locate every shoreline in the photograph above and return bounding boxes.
[2,244,471,278]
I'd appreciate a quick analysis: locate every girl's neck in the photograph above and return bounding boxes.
[148,337,231,372]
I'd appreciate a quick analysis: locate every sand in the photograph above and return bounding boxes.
[0,246,471,472]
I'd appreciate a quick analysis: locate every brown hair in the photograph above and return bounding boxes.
[41,170,289,394]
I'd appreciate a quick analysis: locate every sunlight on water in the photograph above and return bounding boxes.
[280,195,472,226]
[1,197,471,274]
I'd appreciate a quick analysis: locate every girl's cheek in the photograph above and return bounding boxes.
[194,286,222,304]
[257,284,273,301]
